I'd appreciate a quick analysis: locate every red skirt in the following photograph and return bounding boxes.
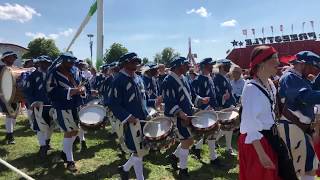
[313,139,320,176]
[238,133,281,180]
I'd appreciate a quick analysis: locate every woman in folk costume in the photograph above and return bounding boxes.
[239,45,297,180]
[278,51,320,180]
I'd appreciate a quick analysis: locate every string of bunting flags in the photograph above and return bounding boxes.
[233,21,317,47]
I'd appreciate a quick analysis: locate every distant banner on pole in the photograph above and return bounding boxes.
[66,1,97,51]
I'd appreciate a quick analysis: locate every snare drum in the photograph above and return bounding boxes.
[217,109,239,131]
[0,67,34,103]
[79,104,108,130]
[143,116,176,150]
[191,110,220,137]
[87,98,102,105]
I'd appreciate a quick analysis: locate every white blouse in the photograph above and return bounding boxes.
[240,79,277,144]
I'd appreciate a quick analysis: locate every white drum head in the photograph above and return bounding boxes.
[79,105,106,125]
[192,111,218,129]
[0,68,14,102]
[143,117,172,138]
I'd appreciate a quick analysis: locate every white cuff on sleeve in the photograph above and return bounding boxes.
[244,131,263,144]
[67,88,72,100]
[122,114,132,124]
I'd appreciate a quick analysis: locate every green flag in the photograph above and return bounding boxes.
[66,1,97,51]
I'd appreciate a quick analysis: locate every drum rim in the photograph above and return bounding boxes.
[191,110,218,130]
[217,110,239,122]
[143,116,173,140]
[79,104,107,125]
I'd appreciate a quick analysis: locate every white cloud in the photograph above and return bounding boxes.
[186,7,211,18]
[25,28,74,39]
[0,3,40,23]
[193,39,200,43]
[25,32,47,39]
[205,39,218,43]
[220,19,237,27]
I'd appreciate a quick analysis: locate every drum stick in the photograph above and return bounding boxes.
[42,105,52,107]
[139,120,161,123]
[187,116,200,118]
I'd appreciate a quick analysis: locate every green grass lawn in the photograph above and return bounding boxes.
[0,116,239,180]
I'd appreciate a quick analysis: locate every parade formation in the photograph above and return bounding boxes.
[1,45,320,180]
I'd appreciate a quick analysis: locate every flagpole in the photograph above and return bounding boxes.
[97,0,104,65]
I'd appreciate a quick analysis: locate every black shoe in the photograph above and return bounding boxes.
[74,136,80,145]
[80,141,87,151]
[60,151,67,163]
[6,133,15,145]
[167,154,179,170]
[73,137,80,150]
[179,168,190,179]
[210,158,228,169]
[118,166,129,180]
[227,149,237,157]
[46,139,53,150]
[39,146,48,158]
[66,161,77,172]
[191,146,201,160]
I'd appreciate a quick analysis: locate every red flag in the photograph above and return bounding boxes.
[242,29,247,36]
[251,28,255,36]
[280,25,284,32]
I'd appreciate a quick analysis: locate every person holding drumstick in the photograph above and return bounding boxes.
[278,51,320,180]
[162,56,209,178]
[110,52,159,180]
[191,57,225,167]
[46,52,85,172]
[0,51,19,144]
[239,45,296,180]
[213,59,237,156]
[23,55,54,158]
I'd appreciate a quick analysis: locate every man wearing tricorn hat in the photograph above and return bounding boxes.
[162,56,209,178]
[0,51,19,144]
[213,59,237,156]
[109,52,159,180]
[278,51,320,179]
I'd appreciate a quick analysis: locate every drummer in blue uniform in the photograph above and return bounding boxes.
[157,63,167,93]
[46,52,85,172]
[278,51,320,179]
[142,63,162,109]
[0,51,19,144]
[162,56,209,178]
[191,58,225,167]
[94,64,109,95]
[110,52,158,180]
[213,59,237,156]
[23,55,54,158]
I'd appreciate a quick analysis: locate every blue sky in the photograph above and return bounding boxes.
[0,0,319,64]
